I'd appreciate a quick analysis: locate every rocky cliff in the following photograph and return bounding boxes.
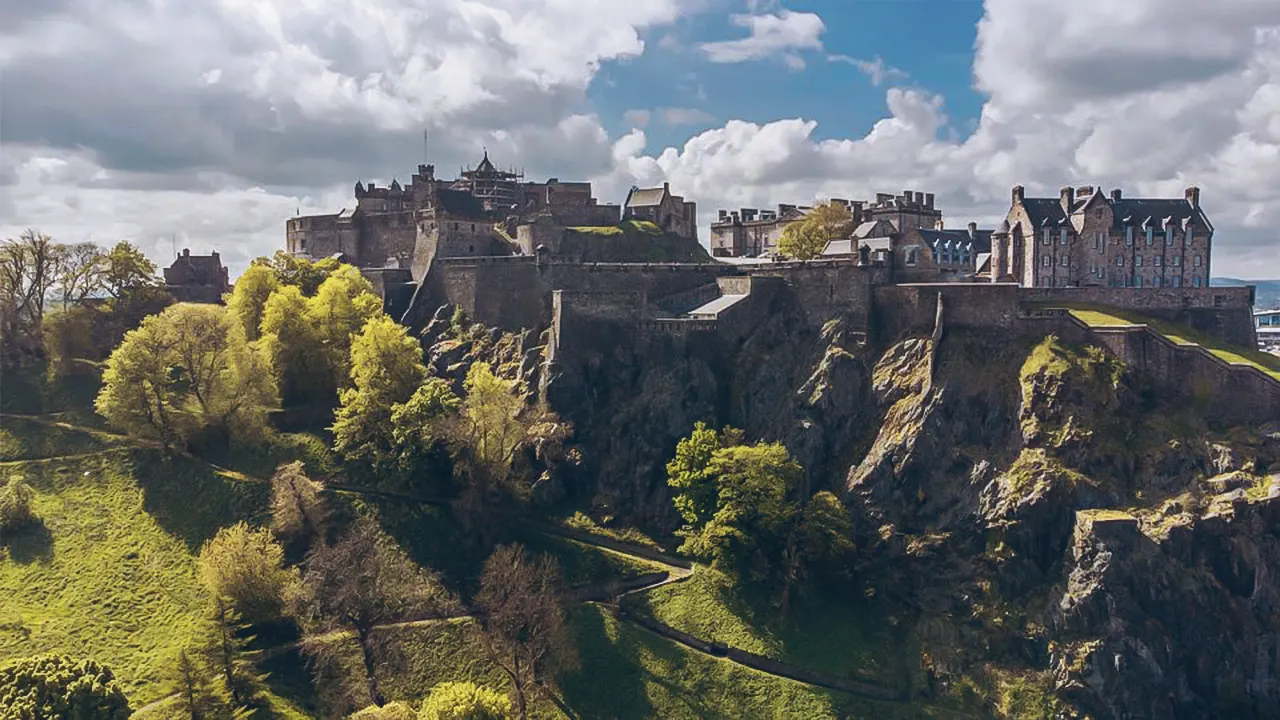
[417,301,1280,718]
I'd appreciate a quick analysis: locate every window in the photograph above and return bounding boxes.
[1145,228,1153,246]
[1125,227,1134,246]
[1193,275,1202,288]
[471,223,476,232]
[1042,256,1051,268]
[1117,256,1125,267]
[1135,276,1143,288]
[1153,256,1162,267]
[1173,256,1181,267]
[1185,228,1193,246]
[1060,228,1069,245]
[906,248,919,265]
[1135,255,1143,267]
[1094,232,1103,251]
[1194,255,1203,267]
[299,239,307,251]
[1153,277,1162,288]
[1060,255,1069,267]
[1172,276,1181,288]
[1043,229,1051,245]
[1165,228,1173,246]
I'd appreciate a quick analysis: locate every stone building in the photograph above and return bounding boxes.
[164,249,230,304]
[994,185,1213,288]
[623,183,698,241]
[286,152,620,271]
[709,204,809,257]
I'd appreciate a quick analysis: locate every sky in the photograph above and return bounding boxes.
[2,0,1279,280]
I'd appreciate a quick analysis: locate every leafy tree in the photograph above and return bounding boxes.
[0,654,131,719]
[779,491,853,615]
[460,362,527,470]
[305,264,382,390]
[296,517,460,709]
[475,545,577,720]
[225,264,280,341]
[54,241,106,308]
[389,378,462,472]
[252,251,339,296]
[269,462,328,547]
[666,422,743,528]
[166,648,217,720]
[198,599,265,713]
[0,230,63,366]
[419,681,511,720]
[96,303,277,449]
[198,522,297,625]
[331,315,430,479]
[777,201,853,260]
[100,240,159,299]
[42,305,102,374]
[350,702,417,719]
[0,477,38,533]
[259,284,327,406]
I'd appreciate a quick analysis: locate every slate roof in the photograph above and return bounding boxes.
[821,239,855,256]
[474,152,496,174]
[165,252,228,286]
[918,228,993,254]
[434,188,487,217]
[626,187,668,207]
[1020,193,1210,231]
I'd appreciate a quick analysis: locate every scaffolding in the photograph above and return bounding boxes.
[457,151,524,211]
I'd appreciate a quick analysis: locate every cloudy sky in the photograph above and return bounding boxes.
[2,0,1279,279]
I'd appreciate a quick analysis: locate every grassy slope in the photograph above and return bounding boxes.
[631,566,903,686]
[1063,303,1280,380]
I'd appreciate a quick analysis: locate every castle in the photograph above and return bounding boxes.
[283,174,1275,425]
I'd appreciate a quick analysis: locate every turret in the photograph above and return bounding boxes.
[355,180,365,197]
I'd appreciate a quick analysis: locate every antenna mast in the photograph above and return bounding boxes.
[423,129,429,163]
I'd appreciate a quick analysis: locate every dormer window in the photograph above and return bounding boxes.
[1185,228,1193,245]
[1145,228,1153,246]
[1165,228,1173,246]
[1059,228,1068,245]
[1043,229,1051,245]
[1125,227,1133,246]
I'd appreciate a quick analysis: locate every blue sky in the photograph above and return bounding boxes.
[590,0,987,151]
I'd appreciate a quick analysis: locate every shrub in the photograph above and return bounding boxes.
[197,521,296,624]
[350,701,418,719]
[0,654,131,719]
[419,681,511,720]
[0,477,37,532]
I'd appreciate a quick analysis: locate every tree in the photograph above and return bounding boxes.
[388,378,462,476]
[666,422,743,528]
[95,303,277,449]
[474,545,577,720]
[55,242,106,308]
[100,241,159,299]
[460,362,526,471]
[0,230,63,366]
[0,477,38,533]
[779,491,853,616]
[296,518,459,708]
[198,522,297,625]
[269,462,328,547]
[777,202,853,260]
[251,251,339,296]
[350,702,417,719]
[260,284,327,406]
[0,654,131,719]
[305,264,382,390]
[166,648,216,720]
[331,315,430,480]
[225,264,280,341]
[198,599,265,713]
[419,681,511,720]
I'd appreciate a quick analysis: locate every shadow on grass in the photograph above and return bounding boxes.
[1,520,54,564]
[132,450,272,552]
[560,605,660,720]
[260,647,324,719]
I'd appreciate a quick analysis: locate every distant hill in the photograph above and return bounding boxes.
[1213,278,1280,309]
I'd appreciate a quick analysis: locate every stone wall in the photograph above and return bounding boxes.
[1019,286,1258,348]
[746,260,884,331]
[356,212,418,268]
[286,214,359,260]
[872,282,1021,343]
[551,204,623,227]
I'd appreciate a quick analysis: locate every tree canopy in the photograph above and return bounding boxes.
[777,202,854,260]
[0,655,131,720]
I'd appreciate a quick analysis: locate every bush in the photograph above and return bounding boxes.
[0,477,38,532]
[197,522,297,624]
[350,701,417,719]
[0,654,131,719]
[419,681,511,720]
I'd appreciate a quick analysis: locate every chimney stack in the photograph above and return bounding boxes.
[1012,185,1025,204]
[718,209,727,221]
[967,221,978,239]
[1185,186,1200,207]
[1060,186,1075,211]
[663,181,670,194]
[1110,188,1122,201]
[924,192,935,209]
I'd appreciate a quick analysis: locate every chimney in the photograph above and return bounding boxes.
[663,181,670,194]
[1012,185,1025,204]
[1060,186,1075,211]
[914,191,925,206]
[924,192,935,209]
[718,210,727,221]
[967,221,977,239]
[1076,186,1094,197]
[1110,188,1122,201]
[182,248,190,257]
[901,190,912,203]
[1185,186,1200,207]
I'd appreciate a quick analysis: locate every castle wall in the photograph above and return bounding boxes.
[517,223,565,256]
[1018,286,1258,348]
[746,260,882,332]
[552,204,622,227]
[355,212,418,268]
[872,283,1021,342]
[287,215,359,260]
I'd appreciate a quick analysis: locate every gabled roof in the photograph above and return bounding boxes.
[821,239,856,256]
[918,228,993,254]
[852,219,896,239]
[474,151,496,174]
[1018,192,1209,232]
[625,187,668,208]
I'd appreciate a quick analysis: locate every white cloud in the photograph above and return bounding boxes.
[829,54,909,86]
[699,10,825,65]
[624,109,652,129]
[3,0,1280,279]
[660,108,715,126]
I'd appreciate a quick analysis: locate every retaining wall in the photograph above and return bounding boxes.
[1019,286,1258,348]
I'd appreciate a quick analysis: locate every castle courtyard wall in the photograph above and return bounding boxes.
[1018,286,1258,348]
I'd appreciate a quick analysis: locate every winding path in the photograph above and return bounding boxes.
[1,412,905,711]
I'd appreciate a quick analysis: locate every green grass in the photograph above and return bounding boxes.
[517,533,668,587]
[0,415,120,462]
[1063,303,1280,380]
[558,511,665,552]
[629,567,902,686]
[0,448,268,705]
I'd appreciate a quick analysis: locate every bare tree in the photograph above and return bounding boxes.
[56,241,106,308]
[475,544,579,720]
[0,230,62,364]
[296,517,460,709]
